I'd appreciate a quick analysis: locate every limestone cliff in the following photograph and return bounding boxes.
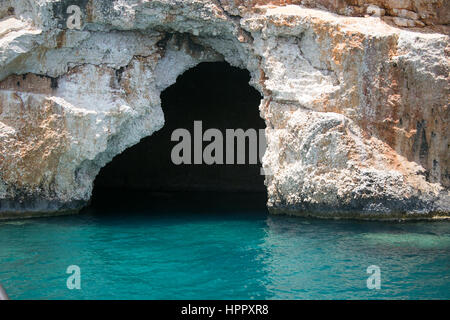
[0,0,448,219]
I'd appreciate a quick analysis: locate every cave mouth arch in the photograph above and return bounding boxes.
[90,62,267,213]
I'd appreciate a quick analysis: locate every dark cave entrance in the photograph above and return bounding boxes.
[90,62,267,213]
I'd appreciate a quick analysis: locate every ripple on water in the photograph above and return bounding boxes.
[0,211,449,299]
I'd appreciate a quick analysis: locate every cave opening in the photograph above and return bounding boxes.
[89,62,267,214]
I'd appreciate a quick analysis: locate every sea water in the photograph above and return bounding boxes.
[0,192,449,300]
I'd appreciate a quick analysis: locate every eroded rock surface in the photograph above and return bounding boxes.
[0,0,448,219]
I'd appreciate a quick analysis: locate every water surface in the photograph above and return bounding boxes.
[0,192,449,299]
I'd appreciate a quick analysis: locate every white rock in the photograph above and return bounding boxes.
[0,1,448,219]
[393,17,416,27]
[366,5,385,17]
[392,8,420,21]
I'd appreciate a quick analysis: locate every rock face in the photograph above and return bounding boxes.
[0,0,448,219]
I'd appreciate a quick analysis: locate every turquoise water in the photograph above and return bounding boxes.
[0,193,449,300]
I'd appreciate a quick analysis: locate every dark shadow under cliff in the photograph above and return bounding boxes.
[90,62,266,209]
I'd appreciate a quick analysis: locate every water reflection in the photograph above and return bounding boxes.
[258,216,450,299]
[0,207,449,299]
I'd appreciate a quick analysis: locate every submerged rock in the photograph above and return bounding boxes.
[0,0,448,219]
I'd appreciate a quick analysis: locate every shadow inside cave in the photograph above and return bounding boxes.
[89,62,267,214]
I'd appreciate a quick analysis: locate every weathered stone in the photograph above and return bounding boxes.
[393,16,417,26]
[0,1,448,219]
[367,5,386,17]
[392,8,419,20]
